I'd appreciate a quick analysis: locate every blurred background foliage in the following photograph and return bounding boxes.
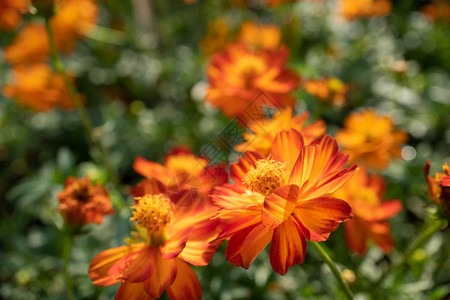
[0,0,449,299]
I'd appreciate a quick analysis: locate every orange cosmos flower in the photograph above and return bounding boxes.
[132,147,228,206]
[333,168,402,255]
[89,181,220,299]
[237,21,281,52]
[235,107,326,156]
[4,0,97,65]
[205,44,300,121]
[213,129,357,275]
[303,77,348,106]
[58,177,114,226]
[424,161,450,216]
[2,63,78,111]
[336,109,408,170]
[421,0,450,22]
[0,0,27,32]
[339,0,392,20]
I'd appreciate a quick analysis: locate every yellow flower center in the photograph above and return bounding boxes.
[243,159,288,196]
[130,194,174,232]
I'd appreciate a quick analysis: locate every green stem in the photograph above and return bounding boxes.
[44,18,121,190]
[62,232,76,300]
[374,217,445,288]
[310,241,354,300]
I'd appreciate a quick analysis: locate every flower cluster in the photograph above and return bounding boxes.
[339,0,392,20]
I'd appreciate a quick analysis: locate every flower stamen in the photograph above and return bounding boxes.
[243,159,288,196]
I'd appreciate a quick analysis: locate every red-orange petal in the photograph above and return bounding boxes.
[115,282,154,300]
[143,253,178,298]
[160,227,192,259]
[271,129,304,170]
[130,178,167,197]
[225,225,257,268]
[89,244,146,286]
[108,246,156,283]
[217,213,261,239]
[295,197,353,242]
[133,156,173,184]
[344,219,367,255]
[288,145,317,188]
[166,258,201,300]
[269,217,306,275]
[230,151,265,187]
[262,184,299,229]
[241,223,273,269]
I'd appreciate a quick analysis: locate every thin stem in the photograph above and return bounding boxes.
[310,241,354,300]
[374,217,445,288]
[44,18,121,190]
[62,232,75,300]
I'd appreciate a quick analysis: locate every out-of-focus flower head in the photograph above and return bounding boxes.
[303,77,348,106]
[333,167,402,255]
[339,0,392,20]
[89,175,221,299]
[213,129,356,275]
[423,161,450,216]
[58,177,114,226]
[235,107,326,156]
[2,63,78,111]
[421,0,450,22]
[4,0,98,65]
[200,18,231,56]
[205,44,300,121]
[237,21,281,52]
[230,0,299,7]
[336,109,408,170]
[0,0,28,32]
[132,146,228,206]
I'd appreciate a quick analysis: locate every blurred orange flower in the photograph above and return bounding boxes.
[303,77,348,106]
[205,44,300,120]
[213,129,356,275]
[0,0,27,31]
[4,0,98,65]
[132,147,228,205]
[235,107,326,156]
[336,109,408,170]
[421,0,450,22]
[89,181,220,299]
[200,18,231,56]
[424,161,450,216]
[237,21,281,51]
[58,177,114,226]
[2,63,78,111]
[340,0,392,20]
[333,168,402,255]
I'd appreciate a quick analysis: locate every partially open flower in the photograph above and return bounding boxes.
[424,161,450,217]
[303,77,348,107]
[58,177,114,226]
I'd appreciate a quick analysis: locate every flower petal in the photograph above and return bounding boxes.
[271,129,304,169]
[262,184,299,229]
[115,282,153,300]
[108,246,156,283]
[217,213,261,239]
[89,244,146,286]
[230,151,265,187]
[160,227,192,259]
[130,178,167,198]
[143,254,177,299]
[344,219,367,255]
[269,217,307,275]
[241,223,273,269]
[288,145,317,188]
[166,258,201,300]
[133,156,172,185]
[212,184,264,210]
[295,197,353,242]
[225,225,257,268]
